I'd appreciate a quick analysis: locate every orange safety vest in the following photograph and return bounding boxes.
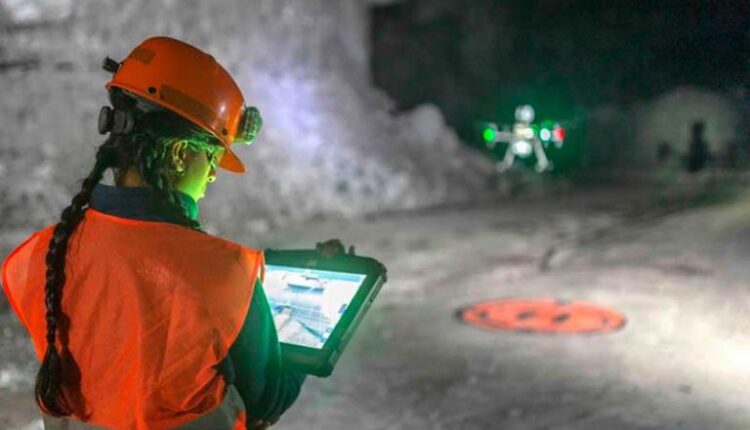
[2,209,264,430]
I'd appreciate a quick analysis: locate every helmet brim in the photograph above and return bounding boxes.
[218,145,246,173]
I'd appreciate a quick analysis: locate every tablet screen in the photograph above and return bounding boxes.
[264,265,367,349]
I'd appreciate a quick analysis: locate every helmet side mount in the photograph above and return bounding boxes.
[98,106,134,135]
[99,57,134,135]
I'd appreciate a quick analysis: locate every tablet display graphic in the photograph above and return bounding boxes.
[265,265,366,349]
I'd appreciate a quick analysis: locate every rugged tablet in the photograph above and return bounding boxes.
[263,249,387,377]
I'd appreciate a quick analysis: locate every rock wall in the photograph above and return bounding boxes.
[579,87,743,171]
[0,0,494,237]
[634,86,743,165]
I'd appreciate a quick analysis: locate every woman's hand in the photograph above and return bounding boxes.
[247,417,278,430]
[315,239,355,258]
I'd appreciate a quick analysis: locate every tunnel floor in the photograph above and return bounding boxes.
[2,187,750,429]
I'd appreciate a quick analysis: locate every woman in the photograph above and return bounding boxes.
[2,37,304,429]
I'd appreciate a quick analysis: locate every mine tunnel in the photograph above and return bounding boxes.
[1,1,749,429]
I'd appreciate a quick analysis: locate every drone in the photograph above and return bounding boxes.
[479,105,566,173]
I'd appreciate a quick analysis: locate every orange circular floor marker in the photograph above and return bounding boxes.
[458,298,626,334]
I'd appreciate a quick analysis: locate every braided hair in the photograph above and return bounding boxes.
[36,90,223,416]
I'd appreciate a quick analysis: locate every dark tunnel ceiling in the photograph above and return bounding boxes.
[370,0,749,134]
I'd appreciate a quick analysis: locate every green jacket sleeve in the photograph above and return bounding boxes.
[226,279,307,421]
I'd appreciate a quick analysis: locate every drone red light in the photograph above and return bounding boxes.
[553,126,566,143]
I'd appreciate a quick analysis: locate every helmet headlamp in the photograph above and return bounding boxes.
[235,106,262,145]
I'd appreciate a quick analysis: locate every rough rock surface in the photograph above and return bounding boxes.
[0,0,495,238]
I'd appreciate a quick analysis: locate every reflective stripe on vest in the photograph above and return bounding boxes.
[2,209,263,429]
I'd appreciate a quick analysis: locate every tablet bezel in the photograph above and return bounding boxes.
[263,249,387,377]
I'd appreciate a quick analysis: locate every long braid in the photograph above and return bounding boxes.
[36,94,215,416]
[36,140,117,416]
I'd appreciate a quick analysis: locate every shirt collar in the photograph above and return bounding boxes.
[90,184,199,223]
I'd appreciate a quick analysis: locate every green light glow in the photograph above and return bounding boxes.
[483,127,496,142]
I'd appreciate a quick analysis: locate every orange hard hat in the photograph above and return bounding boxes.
[105,36,260,173]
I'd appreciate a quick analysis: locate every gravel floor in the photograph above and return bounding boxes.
[2,187,750,429]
